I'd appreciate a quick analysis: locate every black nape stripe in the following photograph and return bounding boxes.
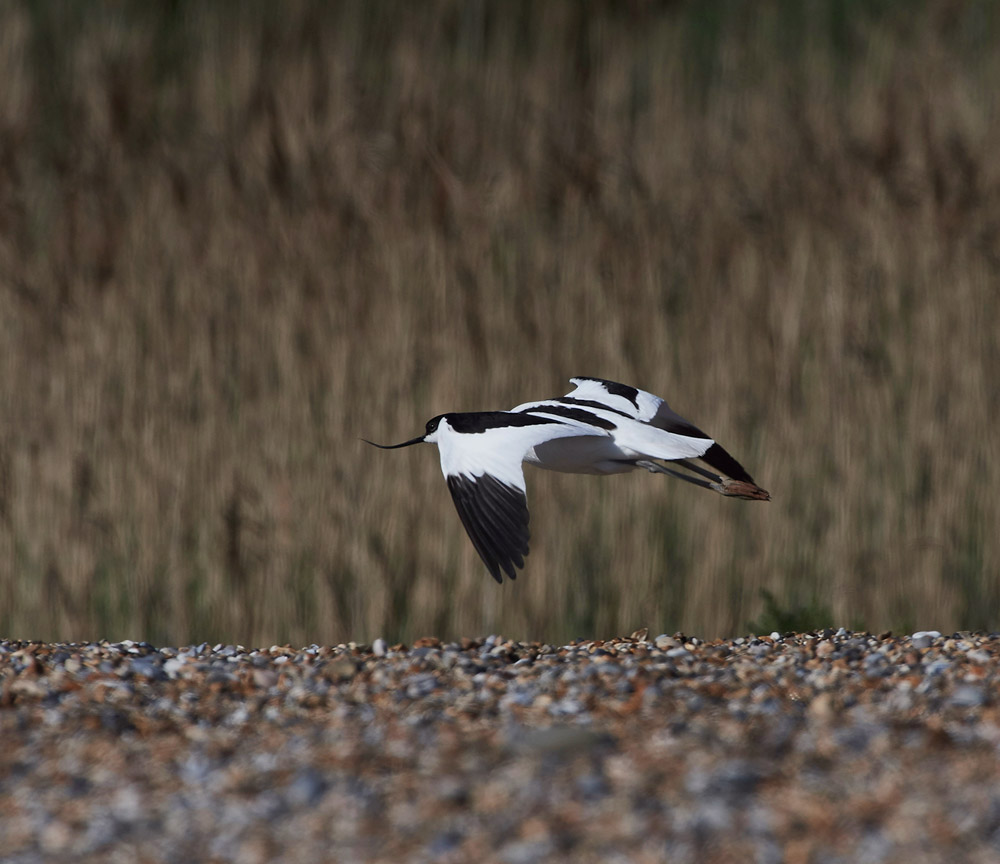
[577,377,640,409]
[521,404,617,430]
[444,412,560,435]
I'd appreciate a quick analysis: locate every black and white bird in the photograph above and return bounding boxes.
[365,377,769,583]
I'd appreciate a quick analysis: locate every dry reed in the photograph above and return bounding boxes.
[0,1,998,645]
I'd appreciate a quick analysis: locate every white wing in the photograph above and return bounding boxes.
[563,378,756,481]
[564,377,664,421]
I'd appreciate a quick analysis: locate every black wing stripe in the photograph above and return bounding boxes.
[556,397,633,419]
[446,474,530,583]
[520,404,617,430]
[700,442,755,484]
[575,377,641,409]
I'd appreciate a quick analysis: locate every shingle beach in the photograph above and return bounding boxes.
[3,630,999,863]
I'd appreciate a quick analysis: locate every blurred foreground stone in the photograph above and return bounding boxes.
[2,630,1000,863]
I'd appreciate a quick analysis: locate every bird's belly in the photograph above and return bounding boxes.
[524,437,637,475]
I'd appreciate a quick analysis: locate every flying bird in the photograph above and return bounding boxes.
[365,377,769,583]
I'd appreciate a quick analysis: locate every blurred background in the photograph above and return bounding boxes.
[0,0,998,647]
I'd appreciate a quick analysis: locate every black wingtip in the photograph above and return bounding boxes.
[700,442,755,485]
[446,474,530,584]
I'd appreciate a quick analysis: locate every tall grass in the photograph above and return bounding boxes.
[0,1,998,646]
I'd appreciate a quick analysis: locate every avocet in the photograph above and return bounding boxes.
[366,377,769,583]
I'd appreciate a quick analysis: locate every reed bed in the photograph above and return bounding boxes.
[0,1,998,646]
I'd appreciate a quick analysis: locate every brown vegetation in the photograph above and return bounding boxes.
[0,1,998,646]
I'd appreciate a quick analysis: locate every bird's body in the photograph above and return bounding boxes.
[366,377,769,583]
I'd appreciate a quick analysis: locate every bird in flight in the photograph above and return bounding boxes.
[365,377,769,583]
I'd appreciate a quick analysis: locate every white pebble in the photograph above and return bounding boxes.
[911,631,942,650]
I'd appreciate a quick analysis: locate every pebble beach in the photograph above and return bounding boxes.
[2,629,1000,863]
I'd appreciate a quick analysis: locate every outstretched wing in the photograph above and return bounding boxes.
[564,377,757,484]
[437,413,593,582]
[446,473,530,584]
